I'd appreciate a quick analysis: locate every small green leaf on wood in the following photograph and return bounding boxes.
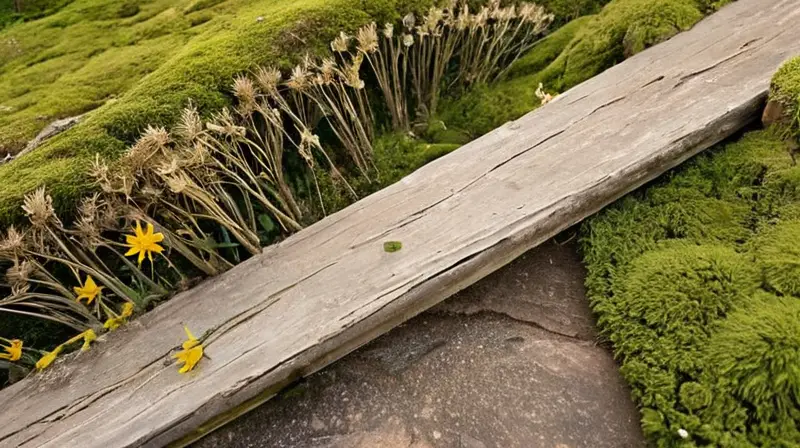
[383,241,403,253]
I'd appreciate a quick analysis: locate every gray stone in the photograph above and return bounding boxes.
[194,241,645,448]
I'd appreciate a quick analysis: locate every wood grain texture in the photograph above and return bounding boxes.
[2,0,799,446]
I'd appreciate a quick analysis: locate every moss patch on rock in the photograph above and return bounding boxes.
[770,56,800,110]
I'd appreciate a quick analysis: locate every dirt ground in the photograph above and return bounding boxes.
[193,239,645,448]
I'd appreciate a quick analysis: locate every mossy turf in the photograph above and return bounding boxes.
[0,0,442,227]
[581,124,800,444]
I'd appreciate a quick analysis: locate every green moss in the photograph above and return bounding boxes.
[603,243,758,376]
[536,0,609,24]
[769,56,800,108]
[769,56,800,128]
[753,221,800,296]
[551,0,704,91]
[582,126,800,444]
[701,293,800,446]
[679,382,712,411]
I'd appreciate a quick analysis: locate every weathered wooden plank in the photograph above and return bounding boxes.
[1,0,799,446]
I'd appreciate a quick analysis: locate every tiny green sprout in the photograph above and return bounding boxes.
[383,241,403,253]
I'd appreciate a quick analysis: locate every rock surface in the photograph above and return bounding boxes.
[0,115,85,164]
[194,240,645,448]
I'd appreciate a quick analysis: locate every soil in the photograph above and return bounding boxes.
[193,238,645,448]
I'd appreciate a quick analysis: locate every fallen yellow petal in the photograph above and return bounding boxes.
[0,339,22,362]
[36,346,63,371]
[121,302,134,318]
[104,317,122,331]
[182,325,199,350]
[81,329,97,352]
[173,345,203,373]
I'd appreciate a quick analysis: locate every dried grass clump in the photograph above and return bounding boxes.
[337,1,553,129]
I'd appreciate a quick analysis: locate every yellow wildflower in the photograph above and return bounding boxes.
[0,339,22,362]
[36,346,62,370]
[81,329,97,352]
[104,318,121,331]
[182,325,199,350]
[74,275,103,305]
[173,325,203,373]
[173,346,203,374]
[121,302,134,318]
[124,221,164,265]
[104,302,134,331]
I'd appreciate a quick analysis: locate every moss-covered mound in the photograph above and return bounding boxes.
[582,57,800,445]
[770,56,800,118]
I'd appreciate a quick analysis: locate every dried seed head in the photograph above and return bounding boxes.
[22,187,56,228]
[254,66,282,94]
[496,5,516,21]
[519,3,552,30]
[157,156,181,176]
[423,7,444,33]
[535,82,554,105]
[76,197,103,245]
[164,171,191,194]
[402,13,416,30]
[139,125,171,150]
[330,31,350,53]
[6,259,34,287]
[78,193,100,222]
[456,5,470,30]
[472,7,489,27]
[90,154,111,187]
[318,58,337,84]
[402,33,414,47]
[206,108,246,139]
[383,23,394,39]
[125,125,170,172]
[343,54,365,90]
[297,127,320,167]
[356,23,379,54]
[176,105,203,142]
[0,226,25,258]
[233,76,257,115]
[287,65,311,91]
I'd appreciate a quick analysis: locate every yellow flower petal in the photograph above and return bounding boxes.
[182,325,199,350]
[36,346,63,370]
[104,318,122,331]
[74,275,103,305]
[124,220,166,266]
[121,302,134,318]
[173,345,203,373]
[0,340,22,362]
[81,329,97,352]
